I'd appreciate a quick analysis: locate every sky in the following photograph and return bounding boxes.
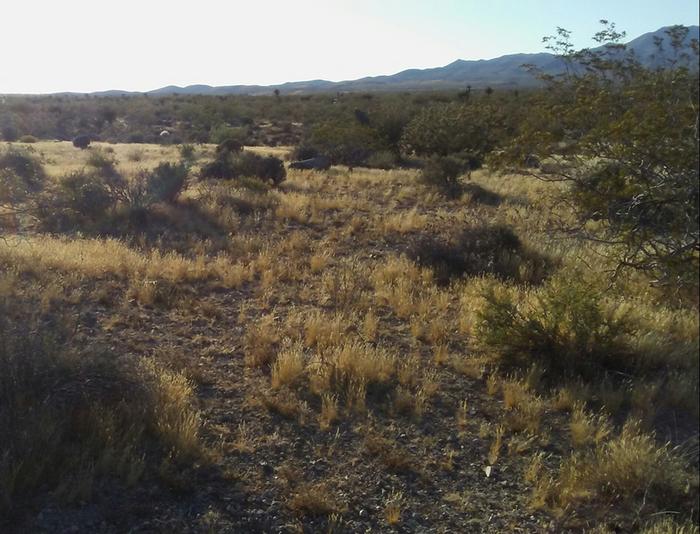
[1,0,698,94]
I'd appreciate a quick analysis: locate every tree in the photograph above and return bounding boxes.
[492,22,699,289]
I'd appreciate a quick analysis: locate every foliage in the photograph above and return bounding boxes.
[136,162,189,206]
[477,273,633,381]
[401,102,503,164]
[419,155,465,196]
[37,171,116,230]
[0,147,46,205]
[201,149,286,185]
[209,124,249,145]
[306,121,382,166]
[72,135,91,149]
[492,23,700,289]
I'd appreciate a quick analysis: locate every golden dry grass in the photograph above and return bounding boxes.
[2,141,697,531]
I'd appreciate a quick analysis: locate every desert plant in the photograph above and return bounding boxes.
[201,149,286,186]
[420,155,465,196]
[477,274,633,381]
[408,224,553,285]
[492,23,700,289]
[72,134,91,149]
[0,295,200,514]
[0,147,46,206]
[143,161,188,204]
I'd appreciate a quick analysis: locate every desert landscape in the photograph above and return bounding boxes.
[1,12,698,534]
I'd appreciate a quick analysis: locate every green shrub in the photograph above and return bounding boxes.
[143,161,188,204]
[179,144,197,163]
[18,135,38,143]
[420,155,465,197]
[477,274,633,381]
[409,224,552,285]
[305,122,382,166]
[209,124,248,145]
[86,148,120,179]
[37,171,116,230]
[201,149,286,186]
[0,147,46,203]
[366,150,398,170]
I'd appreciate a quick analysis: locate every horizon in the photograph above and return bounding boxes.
[2,0,699,95]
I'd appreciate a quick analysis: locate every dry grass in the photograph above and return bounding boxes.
[3,141,697,531]
[271,343,306,388]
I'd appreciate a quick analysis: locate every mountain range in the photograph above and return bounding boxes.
[92,25,698,97]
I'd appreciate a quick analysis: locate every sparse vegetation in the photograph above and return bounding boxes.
[0,21,698,533]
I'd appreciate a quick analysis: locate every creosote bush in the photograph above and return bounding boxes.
[37,171,116,230]
[0,147,46,205]
[409,224,553,285]
[477,273,633,381]
[201,148,286,186]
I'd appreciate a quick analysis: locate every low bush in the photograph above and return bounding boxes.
[201,149,286,186]
[0,147,46,204]
[72,135,91,149]
[179,144,197,163]
[420,155,466,197]
[18,135,38,143]
[366,150,399,170]
[409,224,553,285]
[141,161,188,204]
[477,274,633,381]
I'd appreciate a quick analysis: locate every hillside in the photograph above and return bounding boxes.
[142,25,698,96]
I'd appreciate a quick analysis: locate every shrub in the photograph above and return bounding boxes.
[143,161,188,204]
[179,144,197,163]
[409,224,552,285]
[18,135,37,143]
[72,135,91,149]
[366,150,399,170]
[477,274,633,381]
[201,149,286,186]
[305,122,382,166]
[555,420,694,512]
[215,139,243,155]
[420,155,465,196]
[401,102,502,160]
[0,147,46,203]
[209,124,248,145]
[37,171,116,230]
[86,148,120,179]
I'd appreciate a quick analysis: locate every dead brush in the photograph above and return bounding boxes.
[365,434,416,474]
[288,483,345,517]
[319,394,339,430]
[243,314,279,367]
[569,403,612,449]
[0,302,201,513]
[384,490,404,525]
[303,310,346,350]
[547,419,694,514]
[271,342,306,389]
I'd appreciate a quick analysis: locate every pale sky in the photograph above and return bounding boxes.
[1,0,698,94]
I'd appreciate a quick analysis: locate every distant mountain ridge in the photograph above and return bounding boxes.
[87,25,698,97]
